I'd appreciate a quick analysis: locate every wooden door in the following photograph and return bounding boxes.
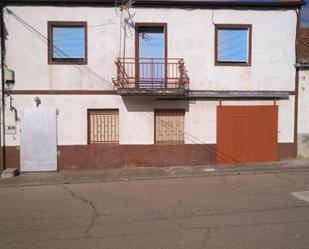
[217,106,278,164]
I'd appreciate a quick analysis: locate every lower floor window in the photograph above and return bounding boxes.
[155,109,185,144]
[88,109,119,144]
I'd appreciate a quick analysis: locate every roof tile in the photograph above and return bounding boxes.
[299,28,309,63]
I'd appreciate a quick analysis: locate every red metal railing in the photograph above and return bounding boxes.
[113,58,189,89]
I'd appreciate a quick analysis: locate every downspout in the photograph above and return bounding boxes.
[294,7,301,157]
[0,4,6,171]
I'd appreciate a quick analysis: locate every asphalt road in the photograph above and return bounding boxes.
[1,172,309,249]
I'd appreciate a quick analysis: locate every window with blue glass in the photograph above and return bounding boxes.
[48,22,87,64]
[215,25,251,65]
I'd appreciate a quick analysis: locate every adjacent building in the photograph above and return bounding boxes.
[298,27,309,158]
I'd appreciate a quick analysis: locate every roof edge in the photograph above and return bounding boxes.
[1,0,304,8]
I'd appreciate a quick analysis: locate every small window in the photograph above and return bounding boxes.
[48,21,87,64]
[88,110,119,144]
[155,109,185,144]
[215,24,251,66]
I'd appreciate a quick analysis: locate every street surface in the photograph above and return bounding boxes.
[1,171,309,249]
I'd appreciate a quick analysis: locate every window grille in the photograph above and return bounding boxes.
[88,110,119,144]
[155,110,185,144]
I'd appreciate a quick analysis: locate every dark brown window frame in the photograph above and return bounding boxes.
[154,109,185,145]
[87,109,119,144]
[48,21,88,65]
[214,24,252,67]
[135,23,168,85]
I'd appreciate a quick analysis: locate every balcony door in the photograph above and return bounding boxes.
[136,23,167,88]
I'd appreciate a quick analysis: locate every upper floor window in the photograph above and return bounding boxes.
[215,24,252,66]
[48,21,87,64]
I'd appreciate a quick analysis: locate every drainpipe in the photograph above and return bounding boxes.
[0,4,6,171]
[294,7,301,158]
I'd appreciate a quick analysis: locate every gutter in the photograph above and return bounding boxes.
[295,63,309,68]
[157,91,290,101]
[2,0,304,8]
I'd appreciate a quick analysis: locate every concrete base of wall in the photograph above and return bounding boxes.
[1,143,297,170]
[0,146,20,170]
[0,168,19,178]
[278,143,297,159]
[58,144,217,170]
[298,134,309,158]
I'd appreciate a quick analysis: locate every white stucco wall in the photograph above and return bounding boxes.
[298,69,309,158]
[4,6,297,91]
[4,95,295,146]
[2,5,297,147]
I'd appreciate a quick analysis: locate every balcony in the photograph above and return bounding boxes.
[112,58,190,96]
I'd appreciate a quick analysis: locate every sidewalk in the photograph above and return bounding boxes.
[0,159,309,188]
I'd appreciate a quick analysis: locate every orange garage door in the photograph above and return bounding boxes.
[217,105,278,164]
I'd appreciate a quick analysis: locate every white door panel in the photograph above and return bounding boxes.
[20,108,57,172]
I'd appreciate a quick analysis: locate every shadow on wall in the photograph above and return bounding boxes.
[121,96,239,164]
[122,96,224,166]
[122,96,190,112]
[298,134,309,158]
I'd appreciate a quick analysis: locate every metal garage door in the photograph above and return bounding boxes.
[217,105,278,164]
[20,108,57,172]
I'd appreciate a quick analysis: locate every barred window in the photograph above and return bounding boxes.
[155,109,185,144]
[88,110,119,144]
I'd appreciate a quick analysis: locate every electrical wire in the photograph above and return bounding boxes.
[4,8,114,89]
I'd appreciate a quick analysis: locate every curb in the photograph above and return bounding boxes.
[0,163,309,188]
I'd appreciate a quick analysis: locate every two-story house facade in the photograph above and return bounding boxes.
[0,0,303,171]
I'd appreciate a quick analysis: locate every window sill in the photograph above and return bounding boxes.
[48,60,87,65]
[215,62,251,67]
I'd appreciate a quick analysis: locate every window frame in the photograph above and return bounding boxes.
[214,24,252,67]
[154,109,185,144]
[135,22,168,60]
[135,23,168,86]
[87,109,119,144]
[48,21,88,65]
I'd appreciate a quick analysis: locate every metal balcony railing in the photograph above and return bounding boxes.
[113,58,189,90]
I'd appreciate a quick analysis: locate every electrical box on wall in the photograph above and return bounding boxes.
[5,125,16,134]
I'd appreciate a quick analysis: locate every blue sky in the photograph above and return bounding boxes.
[302,0,309,26]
